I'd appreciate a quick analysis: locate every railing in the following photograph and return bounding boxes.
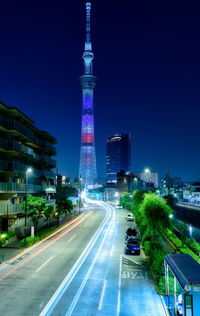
[0,182,45,193]
[42,156,56,167]
[0,203,22,214]
[42,170,56,179]
[9,120,35,139]
[44,141,56,153]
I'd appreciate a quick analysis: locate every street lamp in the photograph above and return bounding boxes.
[144,168,151,188]
[24,168,32,247]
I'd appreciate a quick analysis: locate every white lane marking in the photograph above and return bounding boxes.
[68,234,76,243]
[98,279,107,310]
[39,202,111,316]
[36,256,54,273]
[117,254,122,316]
[83,222,88,227]
[65,203,115,316]
[110,245,114,257]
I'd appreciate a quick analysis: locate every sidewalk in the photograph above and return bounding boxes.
[0,239,23,264]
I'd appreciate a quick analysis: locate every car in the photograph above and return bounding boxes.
[125,227,137,240]
[125,213,134,221]
[116,205,123,209]
[125,237,140,255]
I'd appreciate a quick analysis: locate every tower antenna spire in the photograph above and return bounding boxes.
[85,2,92,51]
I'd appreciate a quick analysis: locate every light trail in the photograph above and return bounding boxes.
[0,216,86,281]
[0,212,91,270]
[65,203,115,316]
[39,202,112,316]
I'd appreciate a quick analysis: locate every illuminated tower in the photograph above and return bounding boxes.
[79,2,97,187]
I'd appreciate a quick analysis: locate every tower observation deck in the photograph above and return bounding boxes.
[79,1,97,187]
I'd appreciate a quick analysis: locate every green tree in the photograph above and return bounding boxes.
[120,193,131,208]
[57,199,73,219]
[56,186,77,203]
[22,195,47,231]
[140,192,172,239]
[132,189,149,225]
[43,206,54,226]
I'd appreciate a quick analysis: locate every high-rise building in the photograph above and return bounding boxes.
[106,133,131,183]
[79,2,97,187]
[0,101,56,232]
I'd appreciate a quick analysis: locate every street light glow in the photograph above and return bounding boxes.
[26,168,32,174]
[144,168,150,173]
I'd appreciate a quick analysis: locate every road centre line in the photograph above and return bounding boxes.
[68,235,76,243]
[36,256,54,273]
[0,212,91,271]
[0,217,86,281]
[98,279,107,310]
[39,202,111,316]
[65,203,115,316]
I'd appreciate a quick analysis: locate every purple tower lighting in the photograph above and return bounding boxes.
[79,1,97,187]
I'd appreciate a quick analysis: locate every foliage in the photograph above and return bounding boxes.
[132,189,149,209]
[119,193,132,208]
[20,236,40,247]
[57,199,73,218]
[174,222,187,241]
[43,206,54,226]
[21,195,47,230]
[56,186,77,203]
[140,193,172,239]
[185,237,200,255]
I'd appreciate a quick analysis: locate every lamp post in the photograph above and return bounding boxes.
[24,168,32,247]
[144,168,151,188]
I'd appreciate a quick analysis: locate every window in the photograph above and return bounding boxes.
[185,294,193,316]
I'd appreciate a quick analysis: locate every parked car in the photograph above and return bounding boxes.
[116,205,123,209]
[125,213,134,221]
[125,227,137,239]
[125,237,140,255]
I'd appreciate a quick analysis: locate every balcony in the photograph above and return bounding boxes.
[43,141,56,154]
[42,156,56,167]
[42,170,56,179]
[0,182,45,193]
[0,203,22,215]
[9,120,34,139]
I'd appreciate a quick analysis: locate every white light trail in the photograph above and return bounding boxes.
[39,202,111,316]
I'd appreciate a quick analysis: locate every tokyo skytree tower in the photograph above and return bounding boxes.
[79,2,97,187]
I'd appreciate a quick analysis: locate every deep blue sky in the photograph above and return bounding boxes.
[0,0,200,181]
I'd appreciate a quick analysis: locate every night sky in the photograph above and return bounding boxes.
[0,0,200,182]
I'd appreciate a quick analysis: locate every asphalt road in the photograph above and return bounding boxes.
[0,202,166,316]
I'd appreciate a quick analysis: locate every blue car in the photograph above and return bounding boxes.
[125,237,140,255]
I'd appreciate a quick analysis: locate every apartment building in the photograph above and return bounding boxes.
[0,102,56,231]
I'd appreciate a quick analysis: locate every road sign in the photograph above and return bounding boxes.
[74,193,79,198]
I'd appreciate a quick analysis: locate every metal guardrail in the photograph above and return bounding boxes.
[0,203,22,214]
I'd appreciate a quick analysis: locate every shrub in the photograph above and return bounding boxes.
[143,241,151,256]
[20,236,40,247]
[141,228,152,244]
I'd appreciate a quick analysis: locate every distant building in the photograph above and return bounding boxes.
[161,170,182,196]
[56,174,66,187]
[117,170,158,194]
[0,101,56,232]
[106,133,131,183]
